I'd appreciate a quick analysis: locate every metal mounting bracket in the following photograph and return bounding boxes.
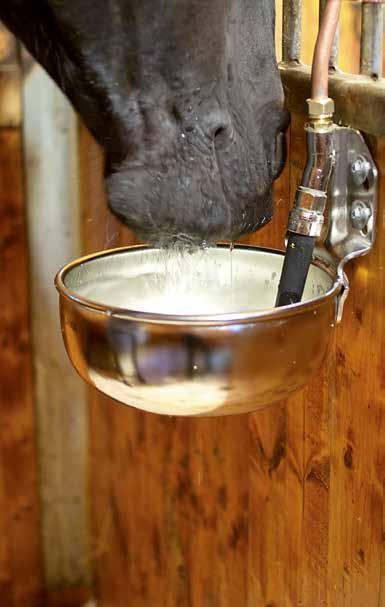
[315,126,378,322]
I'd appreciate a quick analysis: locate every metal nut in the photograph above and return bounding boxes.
[350,155,371,186]
[288,207,324,237]
[307,97,335,117]
[350,200,371,231]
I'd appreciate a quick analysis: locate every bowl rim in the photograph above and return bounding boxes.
[55,243,342,326]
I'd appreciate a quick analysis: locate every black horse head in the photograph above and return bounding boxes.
[1,0,289,245]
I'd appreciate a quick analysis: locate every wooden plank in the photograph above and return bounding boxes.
[328,137,385,607]
[0,434,15,606]
[0,128,43,606]
[302,348,333,607]
[44,585,95,607]
[89,404,250,607]
[22,61,91,591]
[187,416,249,607]
[378,143,385,607]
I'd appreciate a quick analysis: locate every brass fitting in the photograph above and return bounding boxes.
[307,97,334,120]
[307,97,334,131]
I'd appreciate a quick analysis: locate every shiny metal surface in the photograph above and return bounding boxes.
[282,126,377,318]
[56,245,341,417]
[288,127,335,237]
[315,127,378,320]
[282,0,302,63]
[360,3,384,79]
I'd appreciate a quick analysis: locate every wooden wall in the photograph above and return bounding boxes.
[0,3,384,607]
[0,26,92,607]
[81,121,385,607]
[81,4,385,607]
[0,26,44,607]
[23,57,91,599]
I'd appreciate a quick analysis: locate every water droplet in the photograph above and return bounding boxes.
[194,87,201,94]
[181,133,186,139]
[193,364,198,371]
[188,105,193,112]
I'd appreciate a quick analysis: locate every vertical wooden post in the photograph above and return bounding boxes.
[22,58,91,595]
[0,26,44,607]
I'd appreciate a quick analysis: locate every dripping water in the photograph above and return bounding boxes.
[75,233,299,315]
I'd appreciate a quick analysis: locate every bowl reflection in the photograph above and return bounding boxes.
[55,244,340,416]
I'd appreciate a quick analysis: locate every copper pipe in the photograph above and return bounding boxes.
[311,0,342,100]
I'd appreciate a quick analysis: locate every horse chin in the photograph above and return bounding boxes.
[105,148,276,246]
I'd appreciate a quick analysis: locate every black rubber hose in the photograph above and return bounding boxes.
[275,233,317,307]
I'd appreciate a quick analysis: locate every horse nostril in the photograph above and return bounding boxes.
[214,126,225,138]
[200,110,233,147]
[213,124,233,151]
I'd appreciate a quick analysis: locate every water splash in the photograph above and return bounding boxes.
[76,240,286,315]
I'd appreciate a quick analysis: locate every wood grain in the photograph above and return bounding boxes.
[84,123,385,607]
[22,61,90,592]
[79,13,385,606]
[0,128,43,607]
[44,585,94,607]
[377,141,385,607]
[327,136,385,607]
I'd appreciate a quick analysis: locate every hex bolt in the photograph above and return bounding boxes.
[350,200,372,231]
[350,155,370,186]
[351,158,364,173]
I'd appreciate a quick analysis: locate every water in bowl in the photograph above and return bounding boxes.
[74,246,278,315]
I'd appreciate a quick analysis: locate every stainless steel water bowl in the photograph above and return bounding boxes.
[55,244,341,416]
